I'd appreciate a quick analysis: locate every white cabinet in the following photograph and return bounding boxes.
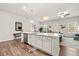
[28,34,32,45]
[42,36,52,54]
[28,34,60,56]
[35,36,43,49]
[31,35,36,46]
[28,34,36,46]
[52,37,60,56]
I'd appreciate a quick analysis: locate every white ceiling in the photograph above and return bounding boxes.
[0,3,79,21]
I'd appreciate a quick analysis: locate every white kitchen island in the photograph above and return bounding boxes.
[21,32,60,56]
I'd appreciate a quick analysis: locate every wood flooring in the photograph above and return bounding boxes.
[0,39,79,56]
[59,45,79,56]
[0,39,47,56]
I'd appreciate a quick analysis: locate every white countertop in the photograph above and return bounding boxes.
[13,32,60,37]
[23,32,60,37]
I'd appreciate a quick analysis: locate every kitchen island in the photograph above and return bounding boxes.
[21,32,60,56]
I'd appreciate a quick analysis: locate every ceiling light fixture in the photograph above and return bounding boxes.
[22,6,26,9]
[30,20,34,24]
[57,11,70,18]
[43,16,49,21]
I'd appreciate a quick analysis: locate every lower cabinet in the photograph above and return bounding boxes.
[51,37,60,56]
[28,34,36,46]
[35,36,43,49]
[28,34,32,45]
[42,37,52,54]
[52,45,60,56]
[28,34,60,56]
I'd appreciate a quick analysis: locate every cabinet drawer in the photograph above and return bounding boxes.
[42,37,52,41]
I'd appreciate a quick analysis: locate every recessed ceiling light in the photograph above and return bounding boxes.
[43,16,49,21]
[22,6,26,9]
[30,20,34,24]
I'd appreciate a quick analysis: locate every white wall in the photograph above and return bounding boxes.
[0,11,31,42]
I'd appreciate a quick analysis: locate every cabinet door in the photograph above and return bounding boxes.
[52,37,60,56]
[31,35,36,46]
[28,34,33,45]
[28,34,36,47]
[42,36,52,54]
[35,36,43,49]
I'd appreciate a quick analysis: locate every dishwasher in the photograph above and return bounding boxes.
[23,33,28,44]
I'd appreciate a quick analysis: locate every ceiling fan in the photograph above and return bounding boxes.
[57,11,70,18]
